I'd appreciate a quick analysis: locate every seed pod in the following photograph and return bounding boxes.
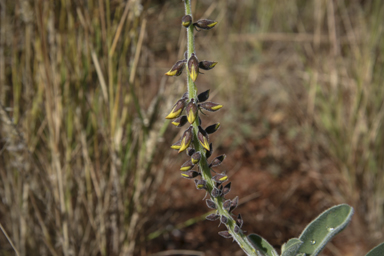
[205,123,220,134]
[206,213,220,221]
[165,60,186,76]
[212,173,228,184]
[236,214,243,228]
[209,154,226,168]
[181,170,200,179]
[197,126,210,151]
[194,19,218,30]
[218,231,232,239]
[180,160,194,171]
[187,53,199,82]
[220,215,228,224]
[171,115,188,127]
[179,126,193,153]
[199,60,218,70]
[191,151,201,164]
[229,196,239,212]
[194,179,207,190]
[186,99,198,124]
[199,101,223,112]
[223,199,231,211]
[211,187,221,198]
[222,182,231,196]
[234,225,240,234]
[166,99,186,119]
[206,143,213,158]
[171,139,182,150]
[206,199,217,209]
[197,89,210,103]
[186,147,196,157]
[182,15,192,28]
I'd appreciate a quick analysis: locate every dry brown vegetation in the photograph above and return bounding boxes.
[0,0,383,255]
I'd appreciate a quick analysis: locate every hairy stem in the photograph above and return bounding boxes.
[183,0,257,255]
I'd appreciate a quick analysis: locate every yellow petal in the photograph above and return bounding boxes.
[165,69,178,76]
[165,108,182,119]
[211,104,223,111]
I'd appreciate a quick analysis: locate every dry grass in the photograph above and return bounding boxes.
[1,0,384,255]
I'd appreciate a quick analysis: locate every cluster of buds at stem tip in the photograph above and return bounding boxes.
[165,4,246,244]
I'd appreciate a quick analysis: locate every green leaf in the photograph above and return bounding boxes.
[247,234,278,256]
[297,204,354,256]
[281,238,303,256]
[365,242,384,256]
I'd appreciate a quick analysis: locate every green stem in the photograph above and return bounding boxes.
[183,1,257,255]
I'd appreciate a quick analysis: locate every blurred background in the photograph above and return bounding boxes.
[0,0,383,255]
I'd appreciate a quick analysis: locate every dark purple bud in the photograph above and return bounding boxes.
[209,154,226,168]
[234,225,240,234]
[194,179,207,190]
[181,170,200,179]
[206,213,220,221]
[199,60,218,70]
[180,160,194,172]
[212,173,228,184]
[206,199,217,209]
[220,215,228,224]
[229,196,239,212]
[187,53,199,82]
[206,143,213,158]
[178,126,193,153]
[171,115,188,127]
[193,19,218,30]
[197,89,210,103]
[199,101,223,112]
[205,123,220,134]
[223,199,231,211]
[211,187,221,198]
[186,147,196,157]
[222,182,231,196]
[182,15,192,28]
[218,231,232,239]
[191,151,201,164]
[166,99,186,119]
[236,214,243,228]
[165,60,186,77]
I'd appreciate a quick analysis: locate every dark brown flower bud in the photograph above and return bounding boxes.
[180,159,194,171]
[166,99,186,119]
[194,179,207,190]
[206,199,217,209]
[209,154,226,168]
[182,15,192,28]
[205,123,221,134]
[193,19,218,30]
[220,215,228,224]
[187,53,199,82]
[181,170,200,179]
[171,139,182,150]
[191,151,201,164]
[206,213,220,221]
[197,89,210,103]
[236,214,243,228]
[172,115,188,127]
[212,173,228,184]
[234,225,240,234]
[218,231,232,239]
[186,99,198,124]
[165,60,186,77]
[199,101,223,112]
[229,196,239,212]
[186,147,196,157]
[206,143,213,158]
[197,126,210,151]
[222,182,231,196]
[199,60,218,70]
[179,126,193,153]
[223,199,231,211]
[211,187,221,198]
